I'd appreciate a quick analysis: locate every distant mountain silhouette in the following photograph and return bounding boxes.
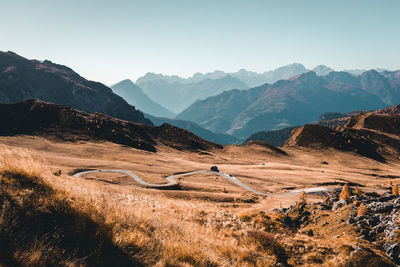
[136,64,392,113]
[145,114,239,145]
[177,70,400,138]
[0,51,152,125]
[137,63,310,88]
[137,75,248,113]
[111,79,175,118]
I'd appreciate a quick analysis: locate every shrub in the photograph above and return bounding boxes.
[392,184,399,196]
[240,213,252,222]
[354,186,361,197]
[295,190,306,210]
[357,203,367,217]
[340,184,351,200]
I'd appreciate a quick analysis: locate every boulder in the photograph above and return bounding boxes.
[332,199,347,211]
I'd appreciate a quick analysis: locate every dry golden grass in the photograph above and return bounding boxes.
[2,135,400,266]
[0,147,284,266]
[0,148,140,266]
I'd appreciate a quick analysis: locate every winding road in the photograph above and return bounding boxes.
[73,169,332,196]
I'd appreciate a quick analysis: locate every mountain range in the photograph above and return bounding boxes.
[111,79,175,118]
[0,51,152,126]
[136,75,248,113]
[133,64,389,115]
[136,63,334,88]
[2,50,399,146]
[177,70,400,138]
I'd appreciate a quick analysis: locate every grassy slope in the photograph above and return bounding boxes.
[0,145,398,266]
[0,158,141,266]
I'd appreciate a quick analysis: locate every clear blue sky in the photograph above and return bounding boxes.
[1,0,399,85]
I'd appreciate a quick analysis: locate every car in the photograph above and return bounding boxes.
[210,166,219,172]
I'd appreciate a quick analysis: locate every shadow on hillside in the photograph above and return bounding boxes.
[0,170,144,266]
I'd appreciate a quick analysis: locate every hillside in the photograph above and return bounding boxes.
[0,51,152,126]
[111,79,175,118]
[177,71,391,138]
[246,111,358,146]
[286,107,400,162]
[145,114,240,145]
[246,126,298,147]
[0,99,222,153]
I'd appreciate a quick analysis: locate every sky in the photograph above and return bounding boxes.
[1,0,399,85]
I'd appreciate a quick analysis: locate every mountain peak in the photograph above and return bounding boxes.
[113,79,135,87]
[313,65,334,76]
[290,71,319,82]
[0,50,152,126]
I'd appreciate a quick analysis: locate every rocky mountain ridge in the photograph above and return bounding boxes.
[0,51,152,126]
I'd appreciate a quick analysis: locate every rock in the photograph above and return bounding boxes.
[378,193,396,202]
[384,243,400,262]
[367,202,393,213]
[366,216,380,227]
[332,199,347,210]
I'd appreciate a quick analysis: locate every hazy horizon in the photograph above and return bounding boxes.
[1,0,399,85]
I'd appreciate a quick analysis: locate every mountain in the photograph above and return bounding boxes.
[203,63,309,87]
[0,99,222,153]
[136,65,395,114]
[312,65,334,76]
[0,51,152,126]
[137,63,310,88]
[111,79,175,118]
[245,126,298,147]
[247,103,400,150]
[286,105,400,162]
[137,75,249,113]
[177,70,398,138]
[345,68,388,76]
[145,114,240,145]
[360,70,400,105]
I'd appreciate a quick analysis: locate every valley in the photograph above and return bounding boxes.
[2,121,400,265]
[2,96,400,265]
[2,1,400,266]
